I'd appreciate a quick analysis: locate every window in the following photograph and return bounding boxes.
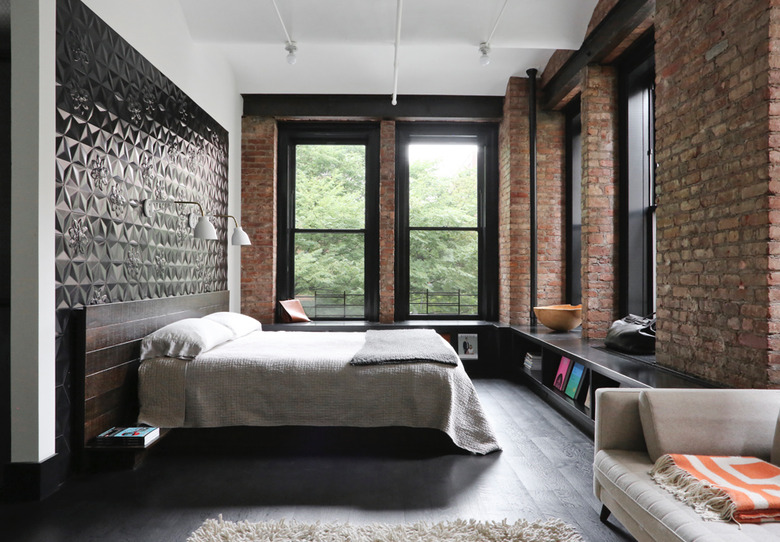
[565,99,582,306]
[396,124,498,320]
[619,35,656,316]
[277,123,379,320]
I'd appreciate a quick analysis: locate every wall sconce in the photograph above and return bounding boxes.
[142,199,217,240]
[213,214,252,246]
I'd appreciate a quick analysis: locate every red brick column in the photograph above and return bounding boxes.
[240,117,277,323]
[580,64,619,339]
[379,121,395,323]
[655,0,775,386]
[499,77,532,325]
[537,108,566,307]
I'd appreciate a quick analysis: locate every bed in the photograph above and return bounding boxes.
[77,291,500,458]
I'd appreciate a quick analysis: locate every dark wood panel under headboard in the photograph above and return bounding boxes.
[76,291,230,449]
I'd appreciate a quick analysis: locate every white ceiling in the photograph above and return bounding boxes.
[178,0,599,96]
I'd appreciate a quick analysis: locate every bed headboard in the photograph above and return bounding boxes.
[76,291,230,448]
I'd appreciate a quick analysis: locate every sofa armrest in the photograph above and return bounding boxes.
[594,388,647,454]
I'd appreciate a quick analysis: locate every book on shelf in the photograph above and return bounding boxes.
[584,383,592,411]
[523,352,542,370]
[94,426,160,447]
[564,363,586,400]
[554,356,572,391]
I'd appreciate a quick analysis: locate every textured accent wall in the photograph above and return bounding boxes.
[240,117,277,322]
[580,64,619,339]
[55,0,228,467]
[655,0,776,386]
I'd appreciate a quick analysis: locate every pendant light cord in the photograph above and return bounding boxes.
[271,0,293,45]
[391,0,403,105]
[486,0,509,45]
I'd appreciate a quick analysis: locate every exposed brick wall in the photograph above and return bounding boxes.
[655,0,776,387]
[537,109,567,307]
[580,64,619,339]
[587,0,622,36]
[541,0,621,89]
[498,78,566,325]
[499,78,532,325]
[240,116,277,323]
[379,121,395,323]
[770,0,780,387]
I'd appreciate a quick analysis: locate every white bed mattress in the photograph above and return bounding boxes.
[137,330,500,454]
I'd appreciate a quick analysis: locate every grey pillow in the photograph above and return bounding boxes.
[140,318,234,360]
[203,311,262,338]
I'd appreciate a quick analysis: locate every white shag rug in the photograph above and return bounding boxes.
[187,516,583,542]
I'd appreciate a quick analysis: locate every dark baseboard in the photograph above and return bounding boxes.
[2,453,67,501]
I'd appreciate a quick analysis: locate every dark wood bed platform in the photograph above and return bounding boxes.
[75,289,502,468]
[76,291,229,466]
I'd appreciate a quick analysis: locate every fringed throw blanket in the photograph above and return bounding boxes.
[651,454,780,523]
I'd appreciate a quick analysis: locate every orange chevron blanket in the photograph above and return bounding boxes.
[651,454,780,523]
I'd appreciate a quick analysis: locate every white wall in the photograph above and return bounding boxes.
[10,0,57,463]
[10,0,244,464]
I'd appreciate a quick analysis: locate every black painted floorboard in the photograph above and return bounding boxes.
[2,379,635,542]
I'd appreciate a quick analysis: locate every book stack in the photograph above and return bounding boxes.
[94,426,160,447]
[523,352,542,370]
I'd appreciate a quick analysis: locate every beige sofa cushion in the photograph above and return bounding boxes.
[595,449,780,541]
[773,409,780,466]
[638,389,780,463]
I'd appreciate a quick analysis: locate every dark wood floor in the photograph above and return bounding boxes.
[2,379,634,542]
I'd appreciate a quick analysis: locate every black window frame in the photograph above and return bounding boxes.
[618,33,656,317]
[395,122,499,321]
[276,122,381,321]
[565,97,583,306]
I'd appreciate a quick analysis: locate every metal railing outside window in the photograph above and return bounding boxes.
[298,291,365,319]
[299,290,478,318]
[409,289,478,316]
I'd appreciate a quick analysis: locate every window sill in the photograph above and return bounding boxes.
[262,320,499,332]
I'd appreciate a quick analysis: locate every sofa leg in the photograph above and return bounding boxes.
[599,504,611,523]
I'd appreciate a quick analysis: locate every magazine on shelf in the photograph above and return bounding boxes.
[523,352,542,370]
[564,362,586,400]
[554,356,572,391]
[95,426,160,447]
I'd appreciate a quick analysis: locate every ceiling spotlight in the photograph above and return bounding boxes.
[479,42,491,66]
[285,41,297,65]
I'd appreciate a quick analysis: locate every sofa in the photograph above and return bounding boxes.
[594,388,780,541]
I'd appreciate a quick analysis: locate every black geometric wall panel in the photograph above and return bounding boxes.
[54,0,229,468]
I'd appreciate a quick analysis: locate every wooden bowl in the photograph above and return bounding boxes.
[533,304,582,332]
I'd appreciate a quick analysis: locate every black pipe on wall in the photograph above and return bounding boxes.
[0,59,10,489]
[527,68,538,325]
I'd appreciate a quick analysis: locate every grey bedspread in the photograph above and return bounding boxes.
[350,329,458,366]
[138,330,500,454]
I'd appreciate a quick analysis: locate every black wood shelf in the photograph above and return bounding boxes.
[82,428,169,471]
[506,325,711,436]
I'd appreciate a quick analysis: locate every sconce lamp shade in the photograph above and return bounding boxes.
[194,215,218,240]
[231,226,251,246]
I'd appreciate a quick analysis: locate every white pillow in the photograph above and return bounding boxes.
[202,311,262,338]
[140,318,234,360]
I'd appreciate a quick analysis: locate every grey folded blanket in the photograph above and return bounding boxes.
[350,329,459,366]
